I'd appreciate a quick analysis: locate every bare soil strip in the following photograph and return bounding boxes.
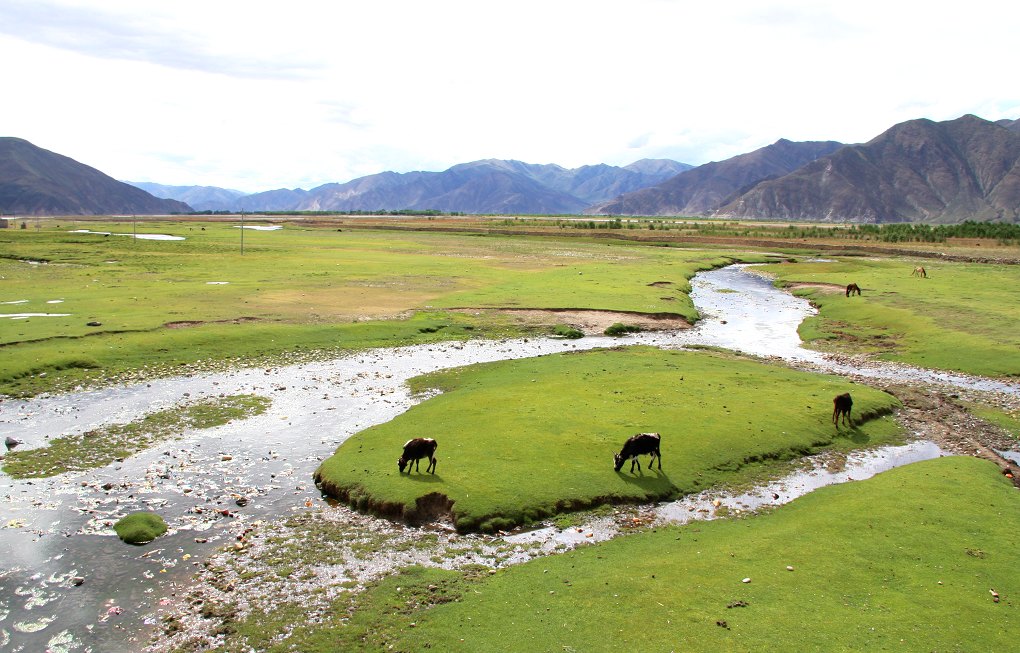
[469,308,692,335]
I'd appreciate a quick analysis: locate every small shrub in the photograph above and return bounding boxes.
[604,322,642,337]
[114,511,168,544]
[552,324,584,339]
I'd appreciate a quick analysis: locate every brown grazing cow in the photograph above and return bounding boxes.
[912,266,927,278]
[832,393,853,427]
[845,283,861,297]
[398,438,438,474]
[614,432,662,473]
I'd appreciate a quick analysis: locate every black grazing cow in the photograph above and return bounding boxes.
[845,283,861,297]
[398,437,438,474]
[832,393,853,427]
[614,432,662,473]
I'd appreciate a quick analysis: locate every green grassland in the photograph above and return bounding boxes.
[760,257,1020,376]
[209,457,1018,653]
[370,457,1019,653]
[0,222,751,397]
[314,347,901,532]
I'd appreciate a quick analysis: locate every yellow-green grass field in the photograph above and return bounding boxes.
[0,221,755,396]
[314,347,902,532]
[761,257,1020,377]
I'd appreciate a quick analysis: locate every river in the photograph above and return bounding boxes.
[1,264,1018,652]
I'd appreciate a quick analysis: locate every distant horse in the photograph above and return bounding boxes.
[845,283,861,297]
[832,393,853,428]
[912,266,927,278]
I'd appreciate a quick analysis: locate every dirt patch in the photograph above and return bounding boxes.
[647,281,674,287]
[164,317,261,329]
[477,308,691,335]
[784,282,847,293]
[882,384,1020,483]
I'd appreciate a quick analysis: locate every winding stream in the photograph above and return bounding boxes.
[1,264,1018,652]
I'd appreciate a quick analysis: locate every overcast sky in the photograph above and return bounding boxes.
[2,0,1018,193]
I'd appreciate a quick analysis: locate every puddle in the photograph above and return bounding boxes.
[68,230,184,241]
[997,450,1020,466]
[1,263,1018,652]
[1,313,72,319]
[235,225,282,231]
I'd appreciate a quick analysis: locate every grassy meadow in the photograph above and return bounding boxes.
[315,347,902,532]
[207,456,1020,653]
[0,220,750,397]
[760,257,1020,376]
[357,457,1020,653]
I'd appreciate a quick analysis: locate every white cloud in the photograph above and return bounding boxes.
[1,0,1018,192]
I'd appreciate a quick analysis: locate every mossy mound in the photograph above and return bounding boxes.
[113,511,168,544]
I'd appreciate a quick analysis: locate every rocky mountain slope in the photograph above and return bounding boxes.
[590,139,844,216]
[0,138,192,216]
[715,115,1020,222]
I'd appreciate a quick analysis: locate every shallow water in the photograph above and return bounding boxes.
[1,264,1017,652]
[67,230,185,241]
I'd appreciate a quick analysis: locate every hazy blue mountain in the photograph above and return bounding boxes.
[127,182,246,212]
[996,118,1020,134]
[229,158,689,214]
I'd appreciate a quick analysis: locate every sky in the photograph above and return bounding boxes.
[2,0,1018,194]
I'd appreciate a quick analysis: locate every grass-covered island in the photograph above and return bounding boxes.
[314,347,902,532]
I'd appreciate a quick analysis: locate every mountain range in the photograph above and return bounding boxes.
[0,137,191,216]
[710,115,1020,222]
[3,114,1019,222]
[199,158,693,214]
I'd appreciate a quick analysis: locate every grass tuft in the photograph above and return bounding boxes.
[113,511,168,544]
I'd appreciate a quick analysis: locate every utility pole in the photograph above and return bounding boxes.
[240,210,245,255]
